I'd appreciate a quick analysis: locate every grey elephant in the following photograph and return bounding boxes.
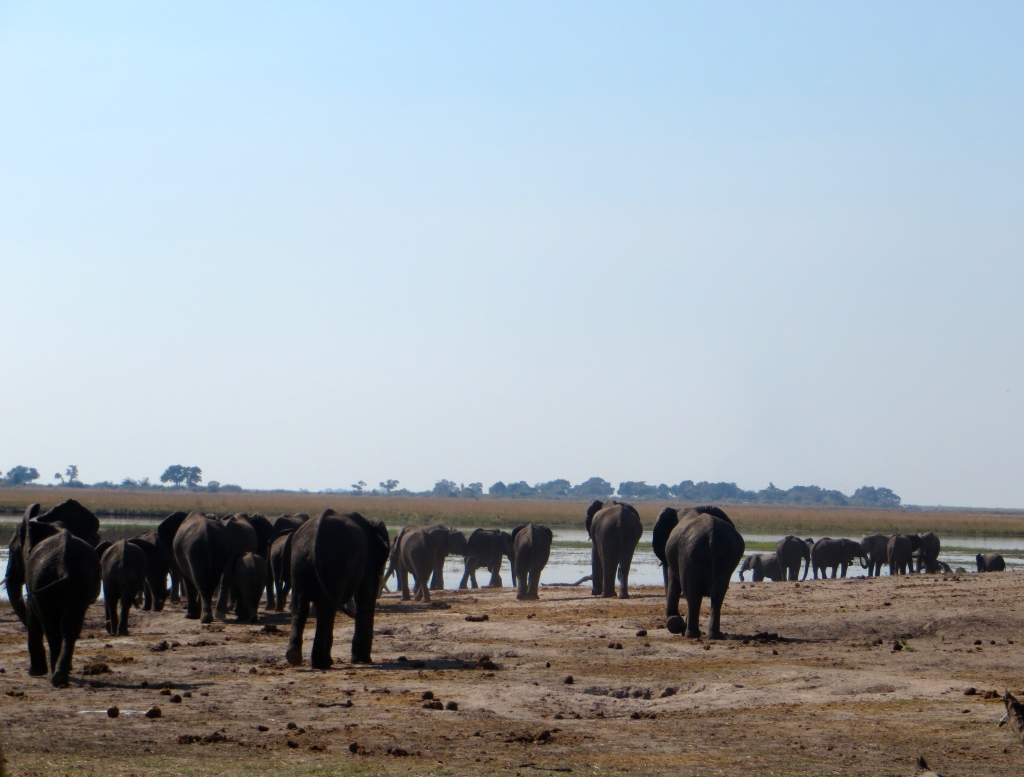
[459,529,516,589]
[423,523,468,590]
[887,534,921,575]
[738,552,784,582]
[231,552,268,624]
[286,509,389,668]
[394,524,462,602]
[5,504,101,687]
[269,530,295,611]
[173,512,235,623]
[913,532,941,573]
[775,536,812,581]
[512,523,553,600]
[125,536,168,611]
[586,500,643,599]
[653,506,744,639]
[859,534,891,577]
[976,552,1005,572]
[213,514,260,618]
[810,538,867,579]
[100,539,148,636]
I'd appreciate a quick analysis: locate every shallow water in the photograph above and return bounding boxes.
[2,525,1023,601]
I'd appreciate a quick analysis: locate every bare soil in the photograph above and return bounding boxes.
[2,572,1023,776]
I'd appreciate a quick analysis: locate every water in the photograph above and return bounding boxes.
[3,525,1023,601]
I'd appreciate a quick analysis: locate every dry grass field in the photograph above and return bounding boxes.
[2,487,1024,536]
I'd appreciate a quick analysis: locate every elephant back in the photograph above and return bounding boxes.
[37,500,100,546]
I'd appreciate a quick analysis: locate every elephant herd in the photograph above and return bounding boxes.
[3,498,1013,688]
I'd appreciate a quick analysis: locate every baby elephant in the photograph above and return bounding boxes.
[101,540,148,636]
[232,552,268,623]
[512,523,553,600]
[976,552,1005,572]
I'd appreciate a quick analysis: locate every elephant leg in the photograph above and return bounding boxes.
[684,589,703,639]
[515,564,528,600]
[840,563,848,579]
[286,596,310,666]
[600,553,617,599]
[26,611,48,677]
[265,577,276,611]
[708,580,729,640]
[618,551,636,599]
[182,577,201,619]
[118,593,133,636]
[591,546,603,596]
[399,564,412,601]
[528,570,541,599]
[104,594,116,636]
[489,566,503,588]
[310,604,336,670]
[351,581,378,664]
[51,605,85,687]
[459,562,472,590]
[664,569,684,633]
[141,581,153,611]
[214,571,231,619]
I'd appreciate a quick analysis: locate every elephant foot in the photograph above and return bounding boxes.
[117,628,129,637]
[214,608,228,620]
[285,647,303,666]
[28,664,48,677]
[709,630,725,640]
[184,612,199,620]
[665,616,686,634]
[351,654,372,664]
[200,612,214,624]
[601,593,615,599]
[685,628,702,639]
[617,592,630,600]
[591,590,602,597]
[50,671,69,688]
[310,656,332,671]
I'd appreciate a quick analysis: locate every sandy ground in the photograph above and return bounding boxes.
[1,571,1023,776]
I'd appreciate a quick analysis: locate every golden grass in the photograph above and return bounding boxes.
[1,487,1023,536]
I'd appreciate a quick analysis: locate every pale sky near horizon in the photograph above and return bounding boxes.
[2,3,1022,507]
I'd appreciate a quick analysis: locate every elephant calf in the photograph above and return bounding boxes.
[460,528,516,589]
[231,552,268,624]
[976,552,1005,572]
[512,523,553,600]
[738,552,783,582]
[101,540,148,636]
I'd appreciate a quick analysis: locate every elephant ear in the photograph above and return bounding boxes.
[511,524,527,543]
[37,499,100,545]
[24,503,41,521]
[96,540,113,558]
[652,508,679,566]
[157,511,189,547]
[694,505,733,526]
[584,500,604,539]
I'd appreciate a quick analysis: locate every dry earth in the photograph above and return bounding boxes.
[2,572,1023,776]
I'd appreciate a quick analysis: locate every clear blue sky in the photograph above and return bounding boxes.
[2,2,1022,506]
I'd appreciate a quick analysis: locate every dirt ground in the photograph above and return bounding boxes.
[2,571,1023,776]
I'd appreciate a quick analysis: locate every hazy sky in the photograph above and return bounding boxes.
[2,3,1022,506]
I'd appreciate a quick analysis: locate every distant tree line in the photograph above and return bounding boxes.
[0,464,241,493]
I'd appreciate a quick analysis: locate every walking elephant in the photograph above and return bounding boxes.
[126,536,169,611]
[269,530,295,611]
[395,524,466,601]
[5,505,101,687]
[586,500,643,599]
[775,536,812,581]
[173,513,235,623]
[976,552,1005,572]
[213,514,259,619]
[652,506,745,639]
[460,529,516,589]
[810,538,867,579]
[231,552,268,624]
[738,552,784,582]
[286,509,389,668]
[887,534,921,576]
[101,539,148,636]
[914,532,941,573]
[860,534,891,577]
[512,523,553,600]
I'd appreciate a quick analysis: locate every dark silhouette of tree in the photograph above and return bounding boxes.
[535,479,571,497]
[488,481,508,496]
[432,479,460,497]
[568,477,614,498]
[183,467,203,489]
[351,480,367,493]
[379,479,400,494]
[850,486,901,508]
[3,466,40,486]
[160,465,186,488]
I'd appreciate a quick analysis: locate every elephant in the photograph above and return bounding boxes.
[738,552,784,582]
[269,530,295,611]
[976,552,1005,572]
[810,538,867,579]
[394,524,466,601]
[860,534,891,577]
[914,532,941,573]
[887,534,921,575]
[172,512,235,623]
[231,552,268,624]
[4,499,100,626]
[100,540,148,636]
[511,523,553,600]
[272,513,309,535]
[585,500,643,599]
[5,505,101,686]
[459,529,516,589]
[775,536,812,581]
[213,514,259,619]
[126,536,168,611]
[285,509,390,668]
[652,505,745,639]
[142,510,190,604]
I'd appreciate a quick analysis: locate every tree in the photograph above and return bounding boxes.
[568,477,614,498]
[351,480,367,493]
[850,486,902,509]
[535,479,571,497]
[379,479,400,494]
[3,466,40,486]
[617,481,658,499]
[431,479,460,497]
[462,482,483,499]
[183,466,203,489]
[488,481,508,496]
[160,465,187,488]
